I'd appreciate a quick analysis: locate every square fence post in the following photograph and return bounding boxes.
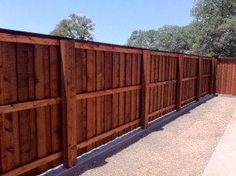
[210,56,218,94]
[196,57,202,100]
[176,54,183,110]
[141,50,150,129]
[60,39,77,167]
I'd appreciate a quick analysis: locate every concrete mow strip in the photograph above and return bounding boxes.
[202,109,236,176]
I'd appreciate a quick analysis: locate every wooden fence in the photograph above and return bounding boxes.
[216,58,236,95]
[0,29,215,176]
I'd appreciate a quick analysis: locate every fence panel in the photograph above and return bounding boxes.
[147,52,178,121]
[200,58,211,96]
[0,29,214,176]
[181,56,198,105]
[0,41,63,176]
[74,44,142,155]
[216,59,236,95]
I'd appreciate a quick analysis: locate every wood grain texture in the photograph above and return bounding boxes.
[60,40,77,167]
[216,59,236,95]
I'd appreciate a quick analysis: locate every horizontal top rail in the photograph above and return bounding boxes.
[0,32,60,46]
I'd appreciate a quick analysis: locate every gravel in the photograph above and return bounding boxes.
[74,96,236,176]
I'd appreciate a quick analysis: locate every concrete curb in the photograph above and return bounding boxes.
[43,95,215,176]
[202,104,236,176]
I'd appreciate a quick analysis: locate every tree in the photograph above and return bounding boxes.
[191,0,236,56]
[50,14,95,40]
[127,25,192,53]
[127,30,157,49]
[127,0,236,57]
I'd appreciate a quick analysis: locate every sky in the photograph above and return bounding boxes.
[0,0,195,45]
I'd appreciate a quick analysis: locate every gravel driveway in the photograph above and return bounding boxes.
[74,96,236,176]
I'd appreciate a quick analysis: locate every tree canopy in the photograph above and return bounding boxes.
[127,25,193,53]
[50,14,95,40]
[127,0,236,57]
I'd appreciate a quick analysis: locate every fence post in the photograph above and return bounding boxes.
[60,39,77,167]
[0,115,3,173]
[176,54,183,110]
[210,56,218,94]
[196,57,202,100]
[210,57,214,94]
[141,50,150,129]
[213,57,219,94]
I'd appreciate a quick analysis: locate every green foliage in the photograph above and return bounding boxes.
[127,0,236,57]
[50,14,95,40]
[191,0,236,56]
[127,25,192,53]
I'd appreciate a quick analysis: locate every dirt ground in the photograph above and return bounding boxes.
[72,96,236,176]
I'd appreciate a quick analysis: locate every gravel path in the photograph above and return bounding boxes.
[77,96,236,176]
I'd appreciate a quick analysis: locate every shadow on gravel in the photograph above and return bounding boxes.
[72,127,165,175]
[45,95,215,176]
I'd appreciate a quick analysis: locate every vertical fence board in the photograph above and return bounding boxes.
[196,57,202,100]
[86,50,96,150]
[104,52,113,142]
[0,42,20,173]
[49,46,62,166]
[118,53,125,135]
[17,44,37,174]
[95,51,105,146]
[112,52,120,137]
[35,45,51,172]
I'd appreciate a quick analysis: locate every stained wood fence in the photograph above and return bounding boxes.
[0,29,215,176]
[216,58,236,95]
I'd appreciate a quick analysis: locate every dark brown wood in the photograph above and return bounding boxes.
[0,33,59,46]
[196,57,202,100]
[76,85,141,100]
[210,58,215,94]
[0,42,20,173]
[176,54,183,110]
[0,114,4,173]
[2,152,62,176]
[49,45,62,167]
[86,50,96,150]
[213,58,218,94]
[141,50,150,128]
[0,98,61,114]
[216,58,236,95]
[16,44,37,174]
[149,80,177,88]
[148,105,175,118]
[75,42,142,54]
[60,40,77,167]
[34,45,53,172]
